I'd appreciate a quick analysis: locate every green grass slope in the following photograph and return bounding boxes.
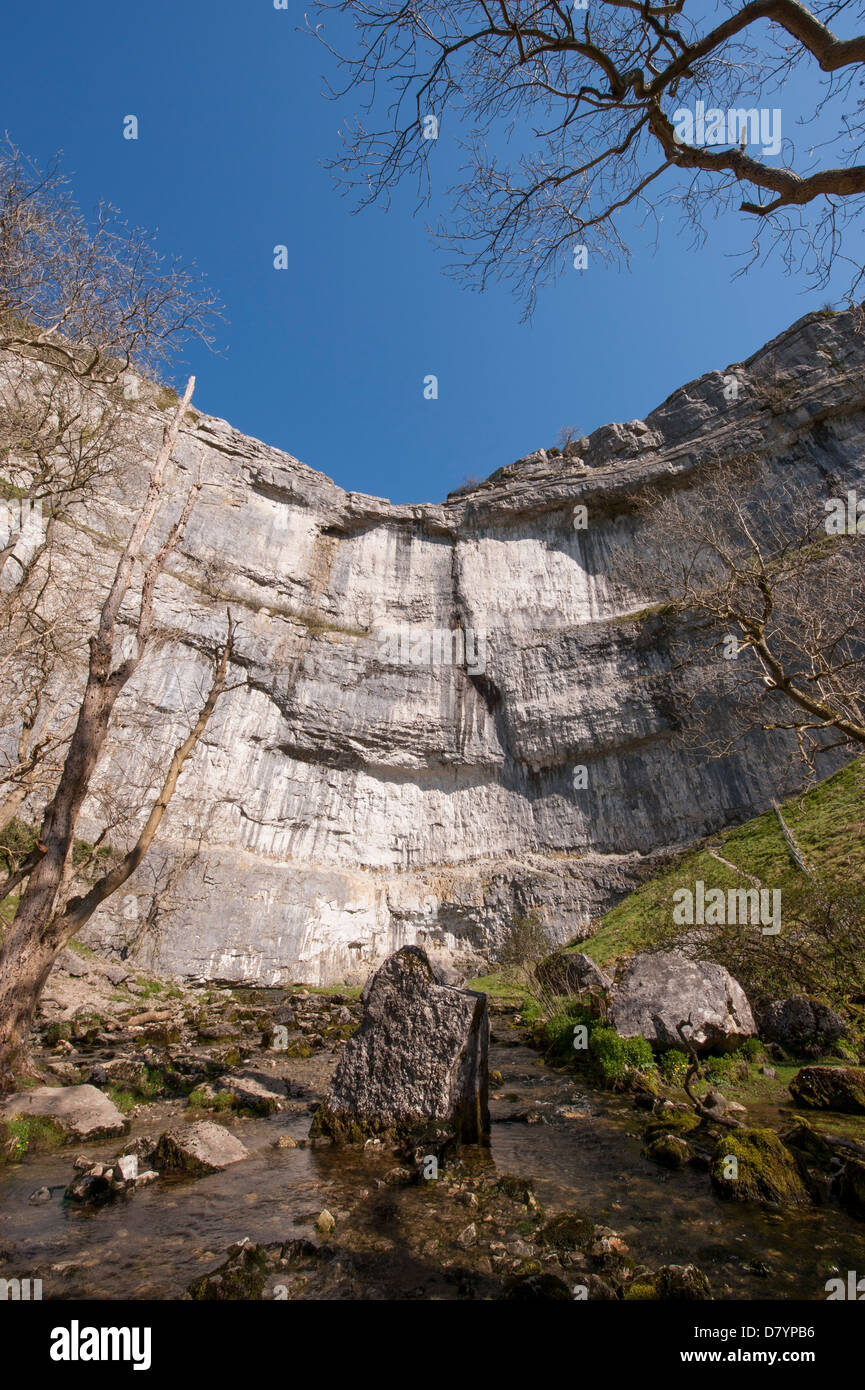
[574,756,865,970]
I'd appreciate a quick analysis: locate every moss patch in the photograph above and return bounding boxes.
[710,1127,810,1207]
[789,1066,865,1114]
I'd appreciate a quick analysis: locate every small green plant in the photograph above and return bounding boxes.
[702,1051,751,1085]
[658,1047,690,1083]
[589,1027,654,1084]
[542,1003,595,1061]
[6,1115,66,1158]
[107,1086,139,1114]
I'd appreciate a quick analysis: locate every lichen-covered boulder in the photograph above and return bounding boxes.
[310,946,489,1147]
[756,996,845,1050]
[789,1066,865,1114]
[610,951,755,1052]
[710,1128,810,1207]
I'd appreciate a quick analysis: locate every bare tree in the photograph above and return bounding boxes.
[0,382,236,1089]
[310,1,865,311]
[623,457,865,774]
[0,137,219,382]
[0,139,219,826]
[0,142,229,1089]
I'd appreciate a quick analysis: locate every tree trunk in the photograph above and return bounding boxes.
[0,379,224,1094]
[0,926,57,1087]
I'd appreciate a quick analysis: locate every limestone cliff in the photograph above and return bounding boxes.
[67,307,864,983]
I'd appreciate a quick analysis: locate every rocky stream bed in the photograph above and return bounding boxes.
[2,950,864,1302]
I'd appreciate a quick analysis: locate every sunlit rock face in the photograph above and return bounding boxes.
[75,308,865,983]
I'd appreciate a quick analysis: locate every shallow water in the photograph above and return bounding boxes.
[489,1036,865,1300]
[2,1022,863,1300]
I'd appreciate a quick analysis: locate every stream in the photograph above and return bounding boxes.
[2,1013,863,1300]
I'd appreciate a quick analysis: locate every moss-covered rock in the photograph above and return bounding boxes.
[789,1066,865,1114]
[630,1071,663,1108]
[643,1106,701,1145]
[782,1120,836,1198]
[838,1157,865,1221]
[188,1242,270,1300]
[710,1128,810,1207]
[540,1211,595,1251]
[645,1133,692,1169]
[623,1264,711,1300]
[496,1173,535,1204]
[782,1120,835,1168]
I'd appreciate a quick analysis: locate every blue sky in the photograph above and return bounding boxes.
[4,1,855,503]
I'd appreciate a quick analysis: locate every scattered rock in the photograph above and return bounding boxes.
[198,1022,241,1040]
[153,1121,250,1175]
[216,1071,286,1115]
[757,996,845,1051]
[46,1061,85,1085]
[540,1212,594,1251]
[1,1085,128,1143]
[315,1209,335,1236]
[55,948,89,978]
[102,962,130,985]
[114,1154,139,1184]
[29,1187,51,1205]
[624,1264,711,1299]
[65,1170,113,1205]
[535,951,611,999]
[502,1272,573,1300]
[86,1058,148,1090]
[789,1066,865,1114]
[645,1134,692,1169]
[838,1158,865,1221]
[610,951,755,1052]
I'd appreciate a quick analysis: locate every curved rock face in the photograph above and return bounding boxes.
[610,950,756,1052]
[67,307,865,983]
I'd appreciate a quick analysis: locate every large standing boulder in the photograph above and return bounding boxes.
[756,996,845,1051]
[609,951,755,1053]
[310,946,489,1147]
[1,1085,128,1143]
